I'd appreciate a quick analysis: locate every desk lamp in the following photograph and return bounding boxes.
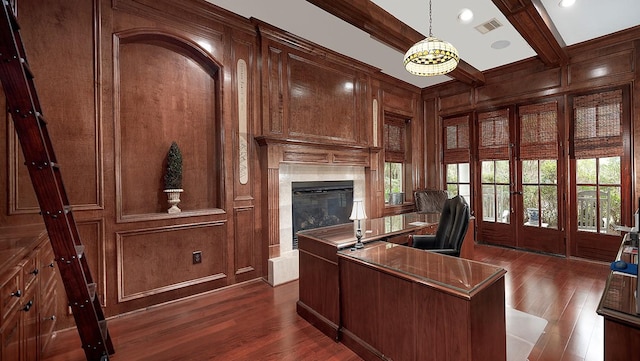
[350,200,367,249]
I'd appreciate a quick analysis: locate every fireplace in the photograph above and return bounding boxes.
[269,163,365,286]
[291,180,354,249]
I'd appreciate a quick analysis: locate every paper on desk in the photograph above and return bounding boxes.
[409,221,428,226]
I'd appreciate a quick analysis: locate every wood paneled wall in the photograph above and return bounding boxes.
[0,0,422,331]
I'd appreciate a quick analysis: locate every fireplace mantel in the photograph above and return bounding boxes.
[258,136,380,286]
[256,136,377,168]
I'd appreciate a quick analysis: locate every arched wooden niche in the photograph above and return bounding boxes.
[114,29,222,219]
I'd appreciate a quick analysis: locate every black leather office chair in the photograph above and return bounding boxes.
[409,195,470,257]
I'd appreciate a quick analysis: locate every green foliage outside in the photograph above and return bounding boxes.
[384,162,403,202]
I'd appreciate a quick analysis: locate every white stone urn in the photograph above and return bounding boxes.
[163,189,183,214]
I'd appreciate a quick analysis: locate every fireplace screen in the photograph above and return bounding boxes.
[292,180,354,249]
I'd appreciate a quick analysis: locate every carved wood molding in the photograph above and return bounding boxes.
[305,0,485,86]
[491,0,568,67]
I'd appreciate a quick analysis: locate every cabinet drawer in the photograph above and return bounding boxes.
[0,267,21,321]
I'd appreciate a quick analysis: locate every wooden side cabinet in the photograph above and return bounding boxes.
[0,225,58,360]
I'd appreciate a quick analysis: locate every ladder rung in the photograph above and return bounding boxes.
[36,112,47,125]
[25,160,58,169]
[87,282,97,301]
[40,207,71,218]
[19,57,33,79]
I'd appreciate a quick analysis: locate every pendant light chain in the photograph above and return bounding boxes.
[429,0,433,37]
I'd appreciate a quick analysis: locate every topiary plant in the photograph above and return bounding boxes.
[164,141,183,190]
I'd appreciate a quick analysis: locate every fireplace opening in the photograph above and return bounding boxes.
[292,180,354,249]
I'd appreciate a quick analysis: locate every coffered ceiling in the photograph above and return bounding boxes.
[205,0,640,88]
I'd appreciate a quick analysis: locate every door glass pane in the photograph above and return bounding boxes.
[576,159,596,183]
[541,185,558,228]
[482,185,496,222]
[540,160,557,184]
[577,186,597,232]
[459,163,470,183]
[497,185,510,224]
[523,185,539,226]
[495,160,510,183]
[446,164,457,182]
[522,160,537,183]
[459,184,471,203]
[600,185,620,234]
[599,157,621,184]
[481,161,494,183]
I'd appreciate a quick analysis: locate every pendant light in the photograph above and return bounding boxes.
[403,0,459,76]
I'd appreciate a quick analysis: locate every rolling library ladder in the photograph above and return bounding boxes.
[0,2,114,360]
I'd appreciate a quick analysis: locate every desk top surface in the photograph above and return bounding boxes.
[338,242,505,298]
[0,224,47,274]
[297,212,440,249]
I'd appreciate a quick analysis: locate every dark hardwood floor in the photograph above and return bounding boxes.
[42,244,611,361]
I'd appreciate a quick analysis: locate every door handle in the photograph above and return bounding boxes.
[511,191,522,195]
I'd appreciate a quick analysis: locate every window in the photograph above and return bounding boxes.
[572,90,623,234]
[443,115,471,204]
[384,115,409,204]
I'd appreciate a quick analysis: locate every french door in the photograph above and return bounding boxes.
[569,88,630,262]
[476,101,564,254]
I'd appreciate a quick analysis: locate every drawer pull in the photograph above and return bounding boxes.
[44,315,56,321]
[30,268,39,275]
[23,300,33,312]
[48,262,55,268]
[11,289,22,297]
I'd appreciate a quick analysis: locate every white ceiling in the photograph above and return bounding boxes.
[205,0,640,88]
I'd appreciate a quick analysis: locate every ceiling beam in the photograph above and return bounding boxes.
[492,0,568,67]
[306,0,485,86]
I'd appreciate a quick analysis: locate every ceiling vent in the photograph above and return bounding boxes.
[475,18,503,34]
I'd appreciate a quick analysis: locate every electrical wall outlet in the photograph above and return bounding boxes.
[192,251,202,264]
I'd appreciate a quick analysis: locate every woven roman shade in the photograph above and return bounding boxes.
[572,89,622,159]
[478,109,510,160]
[384,116,407,163]
[443,115,470,164]
[519,101,558,160]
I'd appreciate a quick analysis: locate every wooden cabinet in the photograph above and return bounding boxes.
[0,225,57,360]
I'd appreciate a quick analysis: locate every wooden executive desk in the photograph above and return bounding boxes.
[297,213,506,360]
[339,242,506,361]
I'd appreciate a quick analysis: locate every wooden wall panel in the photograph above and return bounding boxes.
[568,49,634,85]
[265,46,284,135]
[116,222,226,301]
[114,32,219,217]
[14,0,100,211]
[477,67,562,104]
[234,207,257,280]
[287,54,359,143]
[440,91,474,113]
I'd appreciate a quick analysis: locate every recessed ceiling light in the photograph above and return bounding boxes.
[559,0,576,8]
[457,8,474,24]
[491,40,511,50]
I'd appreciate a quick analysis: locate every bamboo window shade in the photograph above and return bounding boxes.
[384,116,407,163]
[572,89,623,159]
[478,108,510,160]
[519,101,558,160]
[443,115,470,164]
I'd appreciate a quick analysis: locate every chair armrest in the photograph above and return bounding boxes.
[427,248,459,257]
[410,234,438,249]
